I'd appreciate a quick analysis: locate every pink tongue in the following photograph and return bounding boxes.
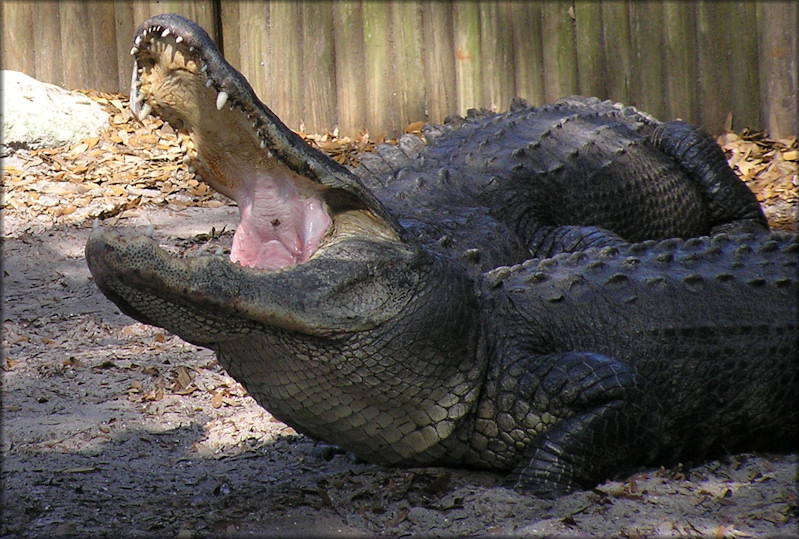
[230,228,297,269]
[229,194,331,270]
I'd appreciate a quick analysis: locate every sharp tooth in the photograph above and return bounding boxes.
[175,36,183,43]
[134,35,142,45]
[216,91,229,110]
[137,103,152,121]
[161,28,171,38]
[201,64,208,73]
[135,92,146,103]
[130,46,139,55]
[260,140,266,149]
[145,225,154,237]
[205,78,214,88]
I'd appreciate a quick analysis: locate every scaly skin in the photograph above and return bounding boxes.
[86,14,796,493]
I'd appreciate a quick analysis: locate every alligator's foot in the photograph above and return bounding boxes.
[493,351,660,495]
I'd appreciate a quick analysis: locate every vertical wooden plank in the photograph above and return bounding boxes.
[453,1,483,113]
[392,1,427,125]
[541,1,577,102]
[33,1,64,87]
[60,1,92,89]
[235,3,272,106]
[114,1,137,93]
[573,0,606,98]
[300,1,336,133]
[727,0,760,131]
[697,1,732,133]
[270,2,302,127]
[87,1,120,91]
[480,1,514,112]
[758,0,798,138]
[363,0,394,136]
[421,1,456,122]
[662,1,698,122]
[332,1,366,135]
[2,1,36,77]
[219,2,241,71]
[600,1,632,104]
[510,1,545,106]
[629,1,665,118]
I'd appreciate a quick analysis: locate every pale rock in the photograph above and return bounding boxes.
[1,70,109,155]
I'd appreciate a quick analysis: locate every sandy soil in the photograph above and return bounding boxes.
[2,104,798,537]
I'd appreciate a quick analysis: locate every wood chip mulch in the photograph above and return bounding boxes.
[2,90,796,238]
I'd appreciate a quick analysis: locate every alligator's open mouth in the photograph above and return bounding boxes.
[129,14,399,270]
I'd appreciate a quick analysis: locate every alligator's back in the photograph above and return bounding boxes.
[356,97,767,266]
[471,233,797,491]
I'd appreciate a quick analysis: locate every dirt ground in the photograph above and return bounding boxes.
[2,94,798,537]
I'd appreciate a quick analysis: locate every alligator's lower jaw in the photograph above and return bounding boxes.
[85,225,304,339]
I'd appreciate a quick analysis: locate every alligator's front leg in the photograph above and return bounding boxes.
[476,351,660,494]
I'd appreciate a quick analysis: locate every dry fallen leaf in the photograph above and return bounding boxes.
[211,391,225,409]
[175,365,193,389]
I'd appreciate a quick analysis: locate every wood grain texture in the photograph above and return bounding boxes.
[4,0,795,137]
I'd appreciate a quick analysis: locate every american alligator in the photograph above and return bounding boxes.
[86,14,797,493]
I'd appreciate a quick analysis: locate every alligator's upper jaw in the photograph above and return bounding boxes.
[129,14,399,270]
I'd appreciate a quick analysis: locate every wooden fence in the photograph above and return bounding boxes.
[2,0,797,138]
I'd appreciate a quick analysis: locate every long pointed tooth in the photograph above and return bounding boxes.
[145,225,154,237]
[137,103,152,121]
[175,36,183,44]
[260,140,266,150]
[161,28,171,38]
[205,78,214,88]
[216,91,229,111]
[130,46,139,56]
[135,92,146,104]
